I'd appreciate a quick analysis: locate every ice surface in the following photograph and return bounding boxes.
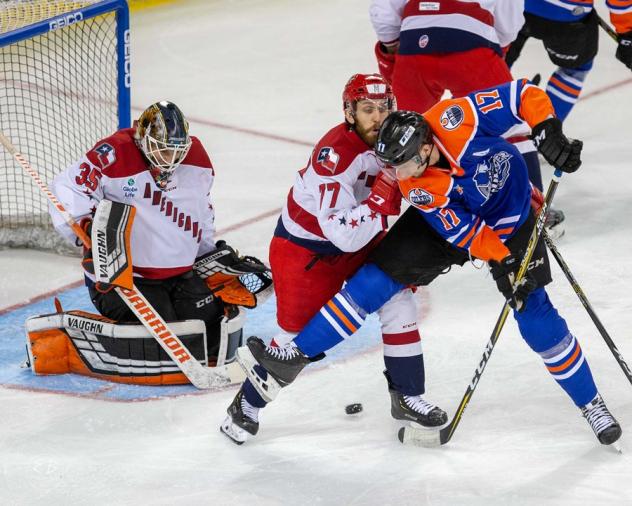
[1,1,631,504]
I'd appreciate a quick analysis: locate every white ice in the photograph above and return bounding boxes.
[1,0,632,504]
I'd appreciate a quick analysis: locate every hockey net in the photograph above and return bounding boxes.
[0,0,130,253]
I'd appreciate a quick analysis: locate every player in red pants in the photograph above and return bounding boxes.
[221,74,447,444]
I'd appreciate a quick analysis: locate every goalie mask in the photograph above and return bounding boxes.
[135,101,192,187]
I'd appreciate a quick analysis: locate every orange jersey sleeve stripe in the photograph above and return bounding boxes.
[494,227,515,236]
[469,225,511,261]
[457,218,481,248]
[518,85,556,127]
[611,11,632,32]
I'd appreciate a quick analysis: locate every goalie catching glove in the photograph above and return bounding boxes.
[194,241,273,309]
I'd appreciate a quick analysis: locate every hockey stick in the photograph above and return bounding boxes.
[399,169,564,447]
[0,131,232,389]
[543,231,632,385]
[504,26,530,69]
[596,13,619,43]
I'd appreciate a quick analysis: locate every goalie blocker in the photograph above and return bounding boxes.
[25,307,246,386]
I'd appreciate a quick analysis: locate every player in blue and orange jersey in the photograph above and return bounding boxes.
[506,0,632,122]
[236,80,622,446]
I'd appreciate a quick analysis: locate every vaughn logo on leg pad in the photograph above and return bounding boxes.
[25,311,208,385]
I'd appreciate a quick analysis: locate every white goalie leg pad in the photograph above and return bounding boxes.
[236,344,282,403]
[216,308,246,367]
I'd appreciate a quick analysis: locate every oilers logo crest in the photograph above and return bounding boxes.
[439,105,464,130]
[473,151,512,201]
[408,187,434,207]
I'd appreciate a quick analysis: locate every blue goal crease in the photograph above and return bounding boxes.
[0,286,382,401]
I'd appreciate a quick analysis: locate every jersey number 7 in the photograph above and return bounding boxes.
[319,182,340,208]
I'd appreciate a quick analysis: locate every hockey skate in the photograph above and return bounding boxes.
[390,391,448,428]
[581,394,622,445]
[384,371,447,428]
[220,388,260,445]
[544,207,565,240]
[244,336,310,386]
[236,337,311,402]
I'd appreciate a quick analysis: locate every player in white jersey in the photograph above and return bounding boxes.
[221,74,448,445]
[50,101,247,361]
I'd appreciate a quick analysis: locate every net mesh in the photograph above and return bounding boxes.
[0,1,121,252]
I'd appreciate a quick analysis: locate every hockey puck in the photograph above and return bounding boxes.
[345,403,363,415]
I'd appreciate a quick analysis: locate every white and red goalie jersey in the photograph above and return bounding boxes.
[275,123,388,254]
[50,128,217,279]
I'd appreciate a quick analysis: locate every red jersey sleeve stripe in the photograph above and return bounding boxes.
[287,188,326,239]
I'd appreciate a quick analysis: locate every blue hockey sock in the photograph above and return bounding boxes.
[242,368,268,408]
[294,263,404,357]
[538,333,597,407]
[546,61,592,122]
[514,288,597,406]
[384,354,426,396]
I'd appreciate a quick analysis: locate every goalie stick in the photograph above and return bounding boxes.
[0,131,234,389]
[399,169,564,447]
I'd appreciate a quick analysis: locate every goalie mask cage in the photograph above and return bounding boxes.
[0,0,130,252]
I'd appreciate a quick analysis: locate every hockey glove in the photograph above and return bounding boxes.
[530,118,583,173]
[194,241,273,308]
[616,30,632,70]
[78,217,113,294]
[374,41,397,82]
[365,170,402,216]
[489,254,538,312]
[530,185,545,214]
